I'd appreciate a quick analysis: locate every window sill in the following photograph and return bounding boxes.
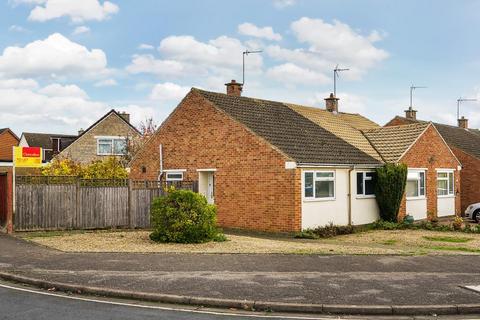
[406,196,426,201]
[356,195,376,199]
[303,197,336,202]
[437,195,455,199]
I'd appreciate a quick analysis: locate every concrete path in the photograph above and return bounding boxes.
[0,234,479,310]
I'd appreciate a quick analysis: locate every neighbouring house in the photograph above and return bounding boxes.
[19,132,76,162]
[386,109,480,212]
[57,109,141,164]
[129,80,462,232]
[0,128,19,165]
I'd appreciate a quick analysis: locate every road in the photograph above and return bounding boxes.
[1,282,480,320]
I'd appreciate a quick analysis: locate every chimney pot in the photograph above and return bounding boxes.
[458,116,468,129]
[404,107,417,120]
[78,128,84,136]
[119,112,130,123]
[225,79,243,96]
[325,93,339,113]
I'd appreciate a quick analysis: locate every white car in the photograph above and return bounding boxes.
[465,203,480,222]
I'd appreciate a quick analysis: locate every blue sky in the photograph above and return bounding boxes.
[1,0,480,135]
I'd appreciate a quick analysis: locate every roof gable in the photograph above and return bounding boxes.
[196,89,382,166]
[0,128,20,142]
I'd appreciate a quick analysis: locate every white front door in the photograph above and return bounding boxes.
[206,172,214,204]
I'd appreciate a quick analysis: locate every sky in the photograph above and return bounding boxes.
[1,0,480,135]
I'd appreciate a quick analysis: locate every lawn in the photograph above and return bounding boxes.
[18,228,480,255]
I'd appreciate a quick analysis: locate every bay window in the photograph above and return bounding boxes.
[304,171,335,200]
[437,171,454,196]
[406,170,425,198]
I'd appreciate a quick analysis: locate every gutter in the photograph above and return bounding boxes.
[297,163,382,169]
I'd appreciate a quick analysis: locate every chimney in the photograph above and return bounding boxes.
[225,80,243,96]
[119,112,130,123]
[404,107,417,120]
[324,93,339,113]
[78,128,84,136]
[458,116,468,129]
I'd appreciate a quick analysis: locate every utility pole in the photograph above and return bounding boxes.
[457,97,477,121]
[333,65,349,97]
[242,50,262,86]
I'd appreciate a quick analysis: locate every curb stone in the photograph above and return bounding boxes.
[0,271,479,316]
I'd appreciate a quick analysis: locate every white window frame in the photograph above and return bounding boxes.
[164,169,186,182]
[356,171,376,198]
[303,170,336,201]
[406,169,426,200]
[96,136,127,156]
[437,170,454,198]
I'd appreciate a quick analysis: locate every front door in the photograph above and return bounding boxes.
[0,174,7,226]
[206,172,215,204]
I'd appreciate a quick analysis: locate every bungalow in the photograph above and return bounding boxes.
[19,132,76,162]
[129,81,460,232]
[57,109,141,164]
[386,109,480,213]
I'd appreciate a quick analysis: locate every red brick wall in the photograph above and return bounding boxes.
[384,117,414,127]
[129,90,301,232]
[398,125,461,219]
[0,167,13,233]
[450,146,480,213]
[0,131,19,161]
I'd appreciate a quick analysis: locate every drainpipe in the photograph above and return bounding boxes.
[347,166,355,226]
[158,144,163,180]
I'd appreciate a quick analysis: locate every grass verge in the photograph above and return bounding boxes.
[423,235,473,243]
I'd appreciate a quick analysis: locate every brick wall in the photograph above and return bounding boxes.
[0,167,13,233]
[450,146,480,213]
[59,113,140,164]
[129,90,301,232]
[0,131,19,161]
[398,125,461,219]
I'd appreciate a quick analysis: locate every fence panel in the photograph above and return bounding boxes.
[14,176,197,231]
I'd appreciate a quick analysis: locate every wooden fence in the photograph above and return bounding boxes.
[14,176,198,231]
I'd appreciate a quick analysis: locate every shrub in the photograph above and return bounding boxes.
[298,223,355,239]
[374,164,408,222]
[149,188,223,243]
[42,156,128,179]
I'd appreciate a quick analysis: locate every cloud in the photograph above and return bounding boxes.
[9,0,46,5]
[72,25,90,35]
[0,78,38,89]
[94,78,117,87]
[266,63,329,85]
[138,43,154,50]
[8,25,28,32]
[0,33,109,79]
[273,0,296,9]
[238,23,282,41]
[149,82,190,101]
[27,0,119,23]
[38,83,88,98]
[126,54,185,76]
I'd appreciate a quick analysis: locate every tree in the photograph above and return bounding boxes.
[41,157,83,176]
[123,117,158,165]
[374,163,408,222]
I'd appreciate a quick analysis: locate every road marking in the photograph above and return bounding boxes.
[0,283,331,320]
[465,285,480,293]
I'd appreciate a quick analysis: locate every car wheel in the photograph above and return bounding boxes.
[474,209,480,223]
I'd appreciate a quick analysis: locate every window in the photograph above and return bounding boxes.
[304,171,335,199]
[437,171,454,196]
[406,170,425,198]
[96,137,127,155]
[165,172,183,181]
[356,172,376,196]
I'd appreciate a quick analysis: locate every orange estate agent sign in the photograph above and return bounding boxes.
[13,146,43,168]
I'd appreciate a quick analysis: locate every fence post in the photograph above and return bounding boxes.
[75,178,80,228]
[127,179,133,229]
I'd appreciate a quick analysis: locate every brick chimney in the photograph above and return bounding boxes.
[225,80,243,96]
[119,112,130,123]
[458,116,468,129]
[325,93,339,113]
[404,107,417,120]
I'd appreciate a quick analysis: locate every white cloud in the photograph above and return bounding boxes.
[273,0,296,9]
[38,83,88,98]
[126,54,185,76]
[238,23,282,41]
[94,78,117,87]
[28,0,119,23]
[9,0,46,5]
[0,33,109,79]
[8,25,28,33]
[149,82,190,101]
[138,43,154,50]
[266,63,329,85]
[0,78,38,89]
[72,25,90,35]
[121,104,156,127]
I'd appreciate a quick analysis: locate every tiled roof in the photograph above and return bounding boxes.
[388,116,480,160]
[22,132,77,161]
[363,122,430,163]
[287,104,382,161]
[336,113,380,130]
[196,89,382,166]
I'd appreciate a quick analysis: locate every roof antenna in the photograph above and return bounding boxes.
[242,50,262,86]
[457,97,477,121]
[333,65,349,97]
[409,85,427,110]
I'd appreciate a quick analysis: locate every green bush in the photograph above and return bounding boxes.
[149,188,223,243]
[298,223,355,239]
[375,164,408,222]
